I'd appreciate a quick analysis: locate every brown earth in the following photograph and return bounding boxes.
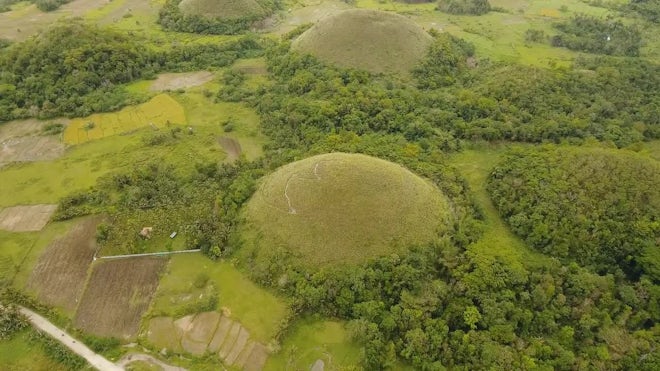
[150,72,215,92]
[0,204,58,232]
[218,137,242,161]
[27,216,100,312]
[0,118,66,167]
[74,256,166,339]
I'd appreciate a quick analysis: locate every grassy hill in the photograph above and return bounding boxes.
[240,152,452,267]
[292,9,432,74]
[178,0,265,20]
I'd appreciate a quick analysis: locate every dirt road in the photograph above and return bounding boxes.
[18,306,123,371]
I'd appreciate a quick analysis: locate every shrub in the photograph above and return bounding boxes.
[438,0,491,15]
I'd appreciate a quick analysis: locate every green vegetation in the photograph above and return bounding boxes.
[0,0,70,12]
[241,152,452,267]
[488,145,660,280]
[265,318,361,370]
[159,0,280,34]
[0,329,70,370]
[151,254,288,342]
[438,0,491,15]
[292,9,432,74]
[552,14,642,56]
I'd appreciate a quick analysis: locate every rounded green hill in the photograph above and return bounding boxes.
[291,9,433,74]
[240,153,452,267]
[178,0,265,20]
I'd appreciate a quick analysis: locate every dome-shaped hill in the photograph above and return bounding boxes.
[179,0,265,20]
[488,146,660,280]
[240,153,452,267]
[291,9,433,74]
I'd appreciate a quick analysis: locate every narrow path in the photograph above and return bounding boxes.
[117,353,188,371]
[18,306,123,371]
[97,249,201,260]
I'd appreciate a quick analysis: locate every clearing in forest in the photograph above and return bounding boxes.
[292,9,432,74]
[0,204,57,232]
[149,71,215,91]
[26,216,100,312]
[63,94,186,145]
[74,256,166,339]
[241,152,452,267]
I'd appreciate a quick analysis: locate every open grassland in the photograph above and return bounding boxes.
[0,330,69,371]
[265,318,361,371]
[449,144,549,273]
[149,71,215,91]
[63,94,186,145]
[150,254,288,343]
[242,152,452,267]
[0,110,229,208]
[26,216,100,314]
[74,256,166,340]
[292,8,432,74]
[0,219,76,290]
[179,0,265,20]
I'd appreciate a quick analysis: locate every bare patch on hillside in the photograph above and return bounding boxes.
[218,137,242,161]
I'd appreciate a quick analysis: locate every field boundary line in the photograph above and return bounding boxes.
[97,249,201,260]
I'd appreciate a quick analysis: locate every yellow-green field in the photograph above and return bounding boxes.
[63,94,186,145]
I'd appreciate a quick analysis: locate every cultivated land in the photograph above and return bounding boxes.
[0,118,65,167]
[149,71,215,92]
[63,94,187,145]
[74,256,166,339]
[26,216,100,313]
[0,204,57,232]
[292,8,433,74]
[242,152,452,266]
[150,254,288,343]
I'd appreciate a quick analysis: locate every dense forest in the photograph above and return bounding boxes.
[0,22,265,120]
[552,15,642,56]
[488,146,660,281]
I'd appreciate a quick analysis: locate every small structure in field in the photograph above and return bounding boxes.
[140,227,153,239]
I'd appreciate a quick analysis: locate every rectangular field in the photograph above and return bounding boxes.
[74,256,166,340]
[0,204,57,232]
[63,94,187,145]
[26,216,100,313]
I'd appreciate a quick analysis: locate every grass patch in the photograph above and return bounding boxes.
[241,152,452,267]
[265,318,362,371]
[0,329,69,370]
[448,144,548,270]
[179,0,265,20]
[150,253,288,343]
[63,94,187,145]
[292,8,432,74]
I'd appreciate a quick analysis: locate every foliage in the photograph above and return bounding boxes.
[625,0,660,23]
[28,331,87,369]
[437,0,491,15]
[0,0,70,12]
[0,22,265,122]
[41,122,64,135]
[0,304,28,340]
[488,146,660,280]
[413,32,474,89]
[158,0,280,35]
[551,15,642,56]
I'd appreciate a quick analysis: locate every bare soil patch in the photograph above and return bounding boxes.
[218,137,242,161]
[26,216,99,312]
[0,204,58,232]
[74,256,166,339]
[150,72,215,92]
[147,317,183,353]
[0,118,66,167]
